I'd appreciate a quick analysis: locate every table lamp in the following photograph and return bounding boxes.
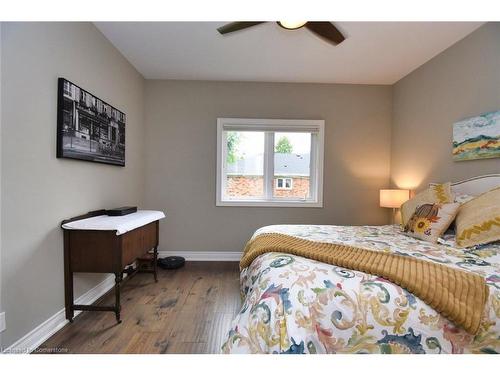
[380,189,410,224]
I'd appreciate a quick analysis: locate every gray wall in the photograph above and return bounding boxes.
[0,23,145,347]
[144,80,393,253]
[391,23,500,190]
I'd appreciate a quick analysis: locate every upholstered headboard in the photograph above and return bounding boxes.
[432,174,500,196]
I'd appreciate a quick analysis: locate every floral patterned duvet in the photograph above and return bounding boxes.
[221,225,500,354]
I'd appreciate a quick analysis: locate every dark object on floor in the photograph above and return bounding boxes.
[158,256,185,270]
[107,206,138,216]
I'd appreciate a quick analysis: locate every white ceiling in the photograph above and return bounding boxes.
[95,22,483,84]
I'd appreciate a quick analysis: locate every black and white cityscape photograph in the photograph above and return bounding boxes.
[57,78,126,166]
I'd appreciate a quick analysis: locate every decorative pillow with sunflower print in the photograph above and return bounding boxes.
[401,182,454,227]
[403,202,460,243]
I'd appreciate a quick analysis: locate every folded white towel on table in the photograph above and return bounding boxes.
[62,210,165,235]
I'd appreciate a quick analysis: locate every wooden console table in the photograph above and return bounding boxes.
[61,209,165,323]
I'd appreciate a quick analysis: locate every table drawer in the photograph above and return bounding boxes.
[69,230,119,272]
[121,221,158,267]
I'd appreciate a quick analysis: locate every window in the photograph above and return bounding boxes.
[276,178,293,190]
[63,81,72,97]
[216,118,324,207]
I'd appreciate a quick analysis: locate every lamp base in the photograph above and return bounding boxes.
[391,208,403,226]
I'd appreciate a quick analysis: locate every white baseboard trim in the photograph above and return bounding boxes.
[158,251,242,262]
[2,274,117,354]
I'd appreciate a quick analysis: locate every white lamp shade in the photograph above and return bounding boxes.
[380,189,409,208]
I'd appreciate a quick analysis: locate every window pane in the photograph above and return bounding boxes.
[273,132,311,198]
[225,131,264,199]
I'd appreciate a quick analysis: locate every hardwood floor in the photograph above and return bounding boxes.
[37,262,241,354]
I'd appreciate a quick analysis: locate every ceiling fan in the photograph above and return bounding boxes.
[217,21,345,46]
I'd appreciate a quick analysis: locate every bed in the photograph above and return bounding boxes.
[221,175,500,354]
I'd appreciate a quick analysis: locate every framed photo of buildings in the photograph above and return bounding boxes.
[57,78,126,166]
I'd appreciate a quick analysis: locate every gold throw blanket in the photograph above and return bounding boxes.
[240,233,489,335]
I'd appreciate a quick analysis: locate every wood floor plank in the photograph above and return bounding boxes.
[206,313,236,354]
[36,261,240,354]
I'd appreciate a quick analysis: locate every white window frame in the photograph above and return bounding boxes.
[216,118,324,207]
[275,177,293,190]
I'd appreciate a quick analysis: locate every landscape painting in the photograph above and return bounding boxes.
[452,110,500,161]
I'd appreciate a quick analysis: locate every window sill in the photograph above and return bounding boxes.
[216,199,323,208]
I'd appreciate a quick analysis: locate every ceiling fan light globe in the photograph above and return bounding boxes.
[278,21,307,30]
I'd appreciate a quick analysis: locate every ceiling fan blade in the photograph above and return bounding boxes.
[217,22,266,35]
[305,22,345,45]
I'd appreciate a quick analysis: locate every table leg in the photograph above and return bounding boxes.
[65,270,74,322]
[153,246,158,283]
[64,231,74,322]
[114,272,122,324]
